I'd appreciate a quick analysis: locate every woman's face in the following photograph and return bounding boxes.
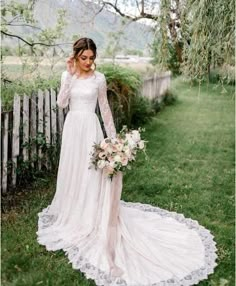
[75,49,95,72]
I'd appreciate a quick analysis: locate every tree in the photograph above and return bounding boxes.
[92,0,235,80]
[1,0,69,82]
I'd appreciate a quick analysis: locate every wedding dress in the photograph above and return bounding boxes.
[36,70,218,285]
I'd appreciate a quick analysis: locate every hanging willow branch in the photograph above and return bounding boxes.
[181,0,235,80]
[96,0,235,81]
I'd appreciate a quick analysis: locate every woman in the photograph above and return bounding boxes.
[36,37,218,285]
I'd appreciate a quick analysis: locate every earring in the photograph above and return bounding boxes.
[92,62,96,70]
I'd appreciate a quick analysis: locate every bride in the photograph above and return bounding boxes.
[36,37,218,285]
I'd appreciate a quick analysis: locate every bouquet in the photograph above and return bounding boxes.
[89,126,148,179]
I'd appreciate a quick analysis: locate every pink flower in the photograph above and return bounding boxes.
[100,139,109,149]
[109,161,117,168]
[112,144,119,153]
[99,151,107,159]
[123,146,132,159]
[121,156,128,166]
[105,165,114,175]
[106,145,113,154]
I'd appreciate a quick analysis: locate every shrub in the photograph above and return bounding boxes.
[98,64,144,130]
[1,75,60,112]
[130,95,155,128]
[162,89,177,106]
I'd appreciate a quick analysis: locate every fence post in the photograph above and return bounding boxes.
[51,88,57,146]
[2,113,9,193]
[30,92,37,168]
[0,96,1,191]
[38,90,44,170]
[44,89,51,170]
[23,94,29,162]
[12,94,21,186]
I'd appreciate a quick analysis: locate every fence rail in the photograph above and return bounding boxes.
[0,72,171,192]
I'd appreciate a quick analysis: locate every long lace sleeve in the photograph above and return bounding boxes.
[56,71,73,108]
[98,74,117,138]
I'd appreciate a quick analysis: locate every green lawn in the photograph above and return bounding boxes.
[2,78,235,286]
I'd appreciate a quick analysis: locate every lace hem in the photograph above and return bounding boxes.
[37,200,218,286]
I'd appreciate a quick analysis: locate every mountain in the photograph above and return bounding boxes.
[3,0,154,56]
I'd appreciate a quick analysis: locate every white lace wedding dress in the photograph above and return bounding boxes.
[36,70,218,285]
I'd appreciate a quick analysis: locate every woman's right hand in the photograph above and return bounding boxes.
[66,56,77,75]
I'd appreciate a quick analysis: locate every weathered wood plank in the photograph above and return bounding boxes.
[12,94,21,186]
[30,92,37,168]
[2,113,9,193]
[51,88,57,145]
[44,90,51,169]
[44,90,51,145]
[23,94,29,162]
[37,90,44,170]
[0,96,1,190]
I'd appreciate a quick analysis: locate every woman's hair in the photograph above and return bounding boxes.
[73,37,97,60]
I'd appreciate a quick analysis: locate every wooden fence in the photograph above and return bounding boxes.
[142,71,171,101]
[0,72,171,193]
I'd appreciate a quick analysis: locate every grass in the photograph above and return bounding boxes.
[1,78,235,286]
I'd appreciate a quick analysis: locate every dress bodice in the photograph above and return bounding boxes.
[69,72,102,112]
[56,70,117,138]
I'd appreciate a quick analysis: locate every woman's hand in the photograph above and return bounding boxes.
[66,56,77,76]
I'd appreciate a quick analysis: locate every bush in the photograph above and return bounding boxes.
[150,89,177,114]
[130,95,155,128]
[151,98,165,113]
[1,75,60,111]
[162,89,177,106]
[98,64,144,131]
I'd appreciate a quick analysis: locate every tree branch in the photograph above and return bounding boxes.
[1,30,71,47]
[102,1,158,21]
[5,23,42,30]
[7,15,22,24]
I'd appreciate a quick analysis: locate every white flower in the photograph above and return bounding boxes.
[124,148,132,159]
[116,143,124,152]
[138,140,145,150]
[97,160,106,169]
[131,130,141,142]
[125,134,136,149]
[123,145,129,152]
[114,154,122,162]
[111,138,119,144]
